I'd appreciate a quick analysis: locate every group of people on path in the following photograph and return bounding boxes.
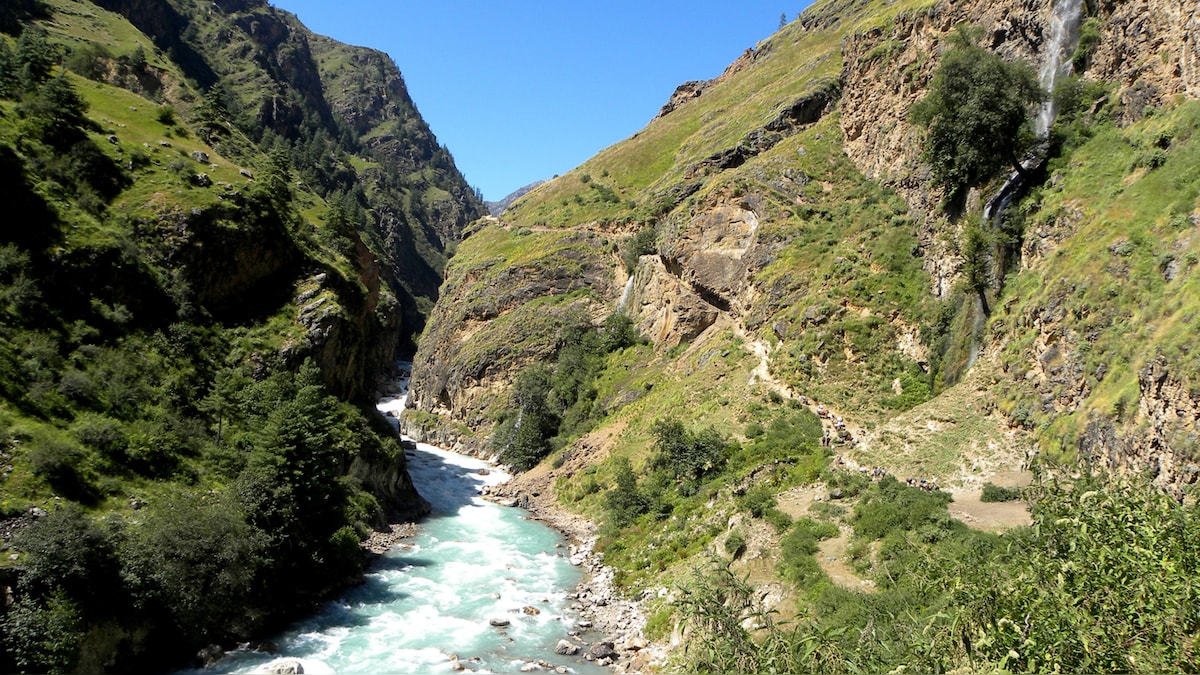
[815,402,856,448]
[811,397,941,492]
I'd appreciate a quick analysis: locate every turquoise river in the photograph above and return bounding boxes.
[200,369,608,675]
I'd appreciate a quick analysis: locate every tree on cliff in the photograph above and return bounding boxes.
[494,364,559,471]
[910,30,1044,200]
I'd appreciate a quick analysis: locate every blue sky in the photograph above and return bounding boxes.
[269,1,812,201]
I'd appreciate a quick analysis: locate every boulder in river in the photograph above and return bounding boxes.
[262,659,304,674]
[589,641,618,660]
[196,644,223,666]
[489,617,511,627]
[554,639,579,656]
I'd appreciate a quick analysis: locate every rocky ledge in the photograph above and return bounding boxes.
[360,522,418,557]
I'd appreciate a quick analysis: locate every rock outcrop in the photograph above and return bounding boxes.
[406,225,617,450]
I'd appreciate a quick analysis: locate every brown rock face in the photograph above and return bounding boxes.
[1076,356,1200,493]
[838,0,1198,297]
[1086,0,1200,123]
[655,48,758,119]
[406,227,617,448]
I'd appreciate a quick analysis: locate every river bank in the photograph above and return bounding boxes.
[479,478,669,675]
[374,364,666,673]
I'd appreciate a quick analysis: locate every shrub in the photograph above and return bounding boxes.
[764,508,794,533]
[979,481,1020,502]
[156,104,176,126]
[738,485,776,518]
[821,468,870,498]
[26,439,98,503]
[11,504,122,609]
[959,473,1200,672]
[494,365,558,471]
[3,589,84,673]
[603,457,648,529]
[724,530,747,559]
[620,225,657,273]
[121,491,266,640]
[852,476,954,540]
[649,418,732,482]
[778,518,838,587]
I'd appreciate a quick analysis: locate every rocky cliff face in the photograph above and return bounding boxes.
[830,0,1200,489]
[406,222,619,453]
[95,0,484,349]
[407,0,1200,493]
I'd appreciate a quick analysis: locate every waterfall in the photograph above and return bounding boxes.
[983,0,1085,223]
[616,274,635,313]
[1034,0,1086,137]
[964,294,986,369]
[967,0,1085,375]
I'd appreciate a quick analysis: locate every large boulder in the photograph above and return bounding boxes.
[588,641,618,660]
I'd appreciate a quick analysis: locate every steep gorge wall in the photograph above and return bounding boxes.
[840,0,1200,294]
[839,0,1200,488]
[407,0,1199,488]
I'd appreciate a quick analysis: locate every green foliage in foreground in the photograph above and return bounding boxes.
[673,473,1200,673]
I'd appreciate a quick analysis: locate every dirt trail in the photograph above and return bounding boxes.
[729,321,869,458]
[818,530,876,592]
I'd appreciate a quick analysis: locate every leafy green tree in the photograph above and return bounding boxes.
[3,589,83,673]
[600,311,640,352]
[604,456,648,528]
[0,40,18,98]
[910,30,1044,199]
[495,364,558,471]
[11,505,122,611]
[650,418,731,482]
[959,217,994,312]
[121,492,266,641]
[620,225,657,273]
[15,27,56,87]
[18,74,91,147]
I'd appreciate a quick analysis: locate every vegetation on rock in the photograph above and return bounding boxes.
[0,0,480,667]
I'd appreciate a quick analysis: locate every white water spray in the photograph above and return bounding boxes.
[195,364,609,675]
[616,274,635,313]
[1033,0,1086,137]
[983,0,1086,225]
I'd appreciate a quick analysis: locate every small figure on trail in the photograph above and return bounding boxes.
[817,403,828,418]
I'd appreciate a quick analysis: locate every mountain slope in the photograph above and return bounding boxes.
[0,0,482,670]
[405,0,1200,668]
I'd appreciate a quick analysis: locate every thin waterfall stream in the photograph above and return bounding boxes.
[967,0,1085,370]
[197,364,609,675]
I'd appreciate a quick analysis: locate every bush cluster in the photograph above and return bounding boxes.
[675,473,1200,673]
[493,312,642,470]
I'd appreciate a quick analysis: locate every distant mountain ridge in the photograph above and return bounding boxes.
[486,179,548,216]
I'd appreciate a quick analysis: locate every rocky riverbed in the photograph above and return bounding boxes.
[482,482,669,674]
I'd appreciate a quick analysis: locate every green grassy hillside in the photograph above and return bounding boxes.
[408,0,1200,669]
[0,0,487,669]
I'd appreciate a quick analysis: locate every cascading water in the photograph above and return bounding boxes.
[983,0,1086,224]
[195,364,609,675]
[1034,0,1087,137]
[616,275,635,313]
[969,0,1085,370]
